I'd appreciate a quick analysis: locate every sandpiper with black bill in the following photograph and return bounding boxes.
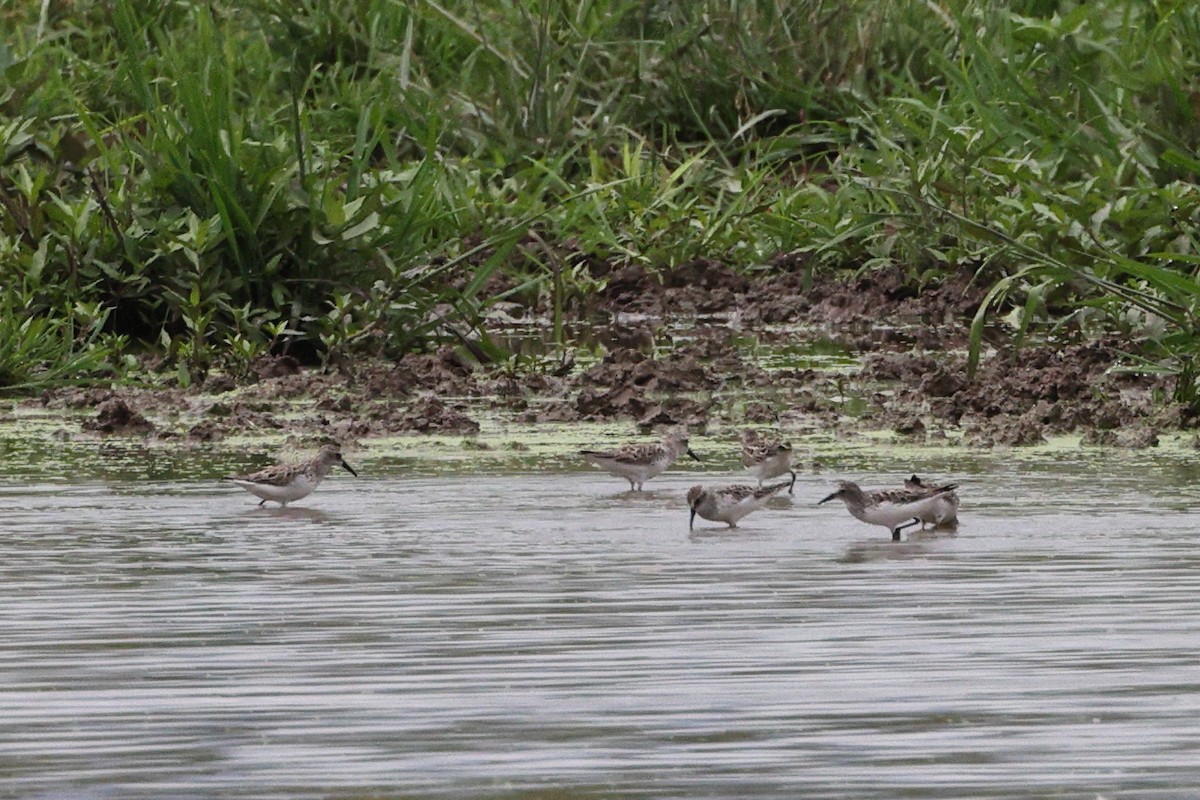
[740,429,797,494]
[819,480,959,541]
[224,445,358,507]
[579,430,699,491]
[687,480,792,530]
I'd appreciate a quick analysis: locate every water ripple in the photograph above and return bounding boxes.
[2,471,1199,798]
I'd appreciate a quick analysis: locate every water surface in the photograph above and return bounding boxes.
[3,449,1200,798]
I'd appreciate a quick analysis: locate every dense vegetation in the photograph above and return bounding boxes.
[3,0,1200,398]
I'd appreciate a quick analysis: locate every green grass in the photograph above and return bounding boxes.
[0,290,118,393]
[3,0,1200,397]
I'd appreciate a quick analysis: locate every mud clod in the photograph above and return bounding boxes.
[252,355,302,380]
[919,366,966,398]
[1117,426,1160,448]
[84,398,155,436]
[363,346,481,398]
[187,420,224,442]
[893,415,926,437]
[637,397,710,429]
[392,396,480,434]
[574,385,656,420]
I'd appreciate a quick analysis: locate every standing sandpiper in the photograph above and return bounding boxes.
[904,475,960,529]
[819,480,959,541]
[687,480,791,530]
[224,445,358,507]
[740,429,797,493]
[580,431,700,491]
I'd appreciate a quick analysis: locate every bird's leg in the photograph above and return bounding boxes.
[891,518,921,541]
[787,470,797,495]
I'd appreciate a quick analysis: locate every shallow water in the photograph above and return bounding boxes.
[3,447,1200,798]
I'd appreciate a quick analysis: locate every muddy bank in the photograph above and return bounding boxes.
[592,259,983,340]
[25,266,1190,450]
[859,338,1182,447]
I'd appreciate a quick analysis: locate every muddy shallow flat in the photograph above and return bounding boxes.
[3,454,1200,798]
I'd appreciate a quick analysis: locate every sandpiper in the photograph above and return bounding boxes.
[740,429,797,493]
[579,431,699,491]
[224,445,358,507]
[904,474,960,528]
[818,480,958,541]
[687,480,791,529]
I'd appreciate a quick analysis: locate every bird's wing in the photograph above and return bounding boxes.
[229,463,298,486]
[717,484,760,503]
[754,480,792,499]
[872,488,929,505]
[610,443,661,464]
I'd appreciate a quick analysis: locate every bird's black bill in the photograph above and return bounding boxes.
[689,507,697,530]
[686,448,700,461]
[818,491,838,504]
[341,460,359,477]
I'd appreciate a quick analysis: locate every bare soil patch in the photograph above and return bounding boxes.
[28,264,1186,449]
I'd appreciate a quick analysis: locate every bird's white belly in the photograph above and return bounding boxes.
[856,497,936,530]
[235,475,318,504]
[727,496,769,524]
[920,494,959,525]
[701,495,769,525]
[588,456,665,485]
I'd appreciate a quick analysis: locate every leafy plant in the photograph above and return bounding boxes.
[0,295,116,392]
[5,0,1200,393]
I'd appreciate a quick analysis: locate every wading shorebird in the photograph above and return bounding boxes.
[740,429,797,494]
[687,480,792,530]
[904,475,960,529]
[819,480,959,541]
[579,431,700,491]
[224,445,358,507]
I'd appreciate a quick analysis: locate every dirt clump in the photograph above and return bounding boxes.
[83,397,155,436]
[963,415,1047,448]
[594,258,749,316]
[42,387,115,410]
[361,346,481,398]
[574,384,656,420]
[636,397,711,430]
[251,355,302,380]
[201,373,238,394]
[389,396,480,434]
[187,419,224,442]
[513,401,581,424]
[1118,425,1160,448]
[574,346,721,394]
[565,343,727,421]
[892,415,926,437]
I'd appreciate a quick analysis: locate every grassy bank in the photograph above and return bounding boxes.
[3,0,1200,399]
